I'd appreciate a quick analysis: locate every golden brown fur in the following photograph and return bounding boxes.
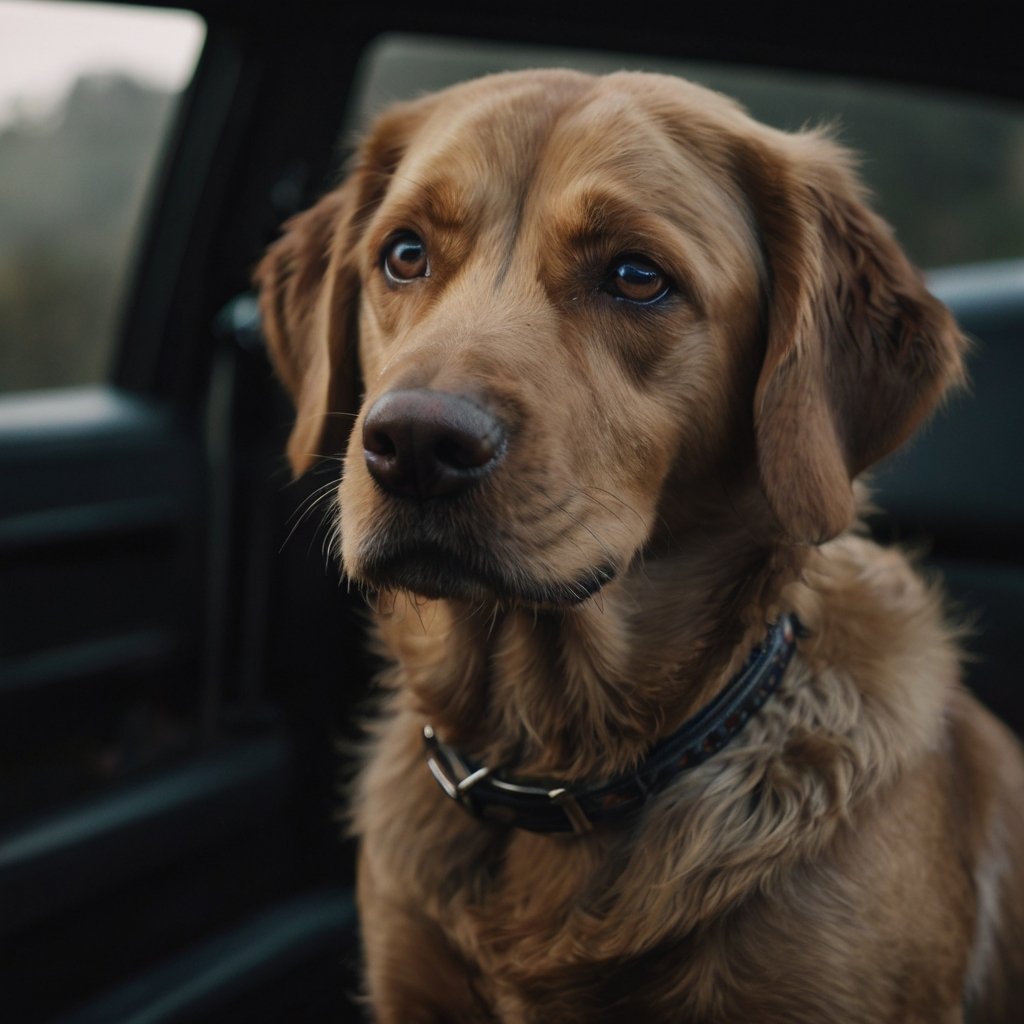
[256,69,1024,1022]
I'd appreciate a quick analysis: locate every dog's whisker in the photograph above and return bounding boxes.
[582,486,647,531]
[284,477,338,527]
[279,484,339,555]
[322,516,345,571]
[305,493,342,561]
[552,498,620,576]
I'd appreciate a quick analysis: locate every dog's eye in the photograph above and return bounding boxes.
[606,257,669,304]
[382,232,429,283]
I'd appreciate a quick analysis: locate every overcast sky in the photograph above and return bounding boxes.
[0,0,204,125]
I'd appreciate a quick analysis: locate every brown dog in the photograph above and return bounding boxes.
[257,69,1024,1022]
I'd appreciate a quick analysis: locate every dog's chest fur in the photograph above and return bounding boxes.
[353,537,975,1022]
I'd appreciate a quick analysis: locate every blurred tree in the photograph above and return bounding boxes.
[0,74,172,392]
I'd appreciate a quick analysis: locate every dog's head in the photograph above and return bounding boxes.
[256,70,966,607]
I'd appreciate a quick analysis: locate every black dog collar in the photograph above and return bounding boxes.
[423,614,799,834]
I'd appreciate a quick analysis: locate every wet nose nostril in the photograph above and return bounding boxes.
[435,432,496,471]
[364,428,397,457]
[435,438,467,469]
[362,389,505,499]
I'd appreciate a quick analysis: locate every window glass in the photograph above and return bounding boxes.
[351,35,1024,270]
[0,1,205,393]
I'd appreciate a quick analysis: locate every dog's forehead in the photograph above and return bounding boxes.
[387,73,588,203]
[382,72,754,242]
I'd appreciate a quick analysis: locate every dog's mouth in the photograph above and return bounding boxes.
[358,541,617,607]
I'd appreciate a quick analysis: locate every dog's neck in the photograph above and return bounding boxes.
[374,517,803,782]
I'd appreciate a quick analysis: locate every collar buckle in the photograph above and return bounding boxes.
[423,724,490,810]
[423,725,594,833]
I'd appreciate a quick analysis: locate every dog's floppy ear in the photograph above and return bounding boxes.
[255,97,435,476]
[255,187,359,476]
[738,132,968,544]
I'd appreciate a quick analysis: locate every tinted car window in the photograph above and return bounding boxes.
[0,0,204,393]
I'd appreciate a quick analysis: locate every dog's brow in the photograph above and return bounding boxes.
[390,177,472,235]
[430,182,471,232]
[558,189,656,249]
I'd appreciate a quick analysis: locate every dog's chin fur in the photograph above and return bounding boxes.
[257,68,1024,1023]
[356,544,618,608]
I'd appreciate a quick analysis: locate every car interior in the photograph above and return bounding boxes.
[0,2,1021,1020]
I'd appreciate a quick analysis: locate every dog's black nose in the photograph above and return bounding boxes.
[362,389,506,499]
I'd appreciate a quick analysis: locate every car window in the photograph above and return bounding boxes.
[0,0,205,394]
[350,34,1024,271]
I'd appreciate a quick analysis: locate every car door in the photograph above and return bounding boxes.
[0,5,363,1020]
